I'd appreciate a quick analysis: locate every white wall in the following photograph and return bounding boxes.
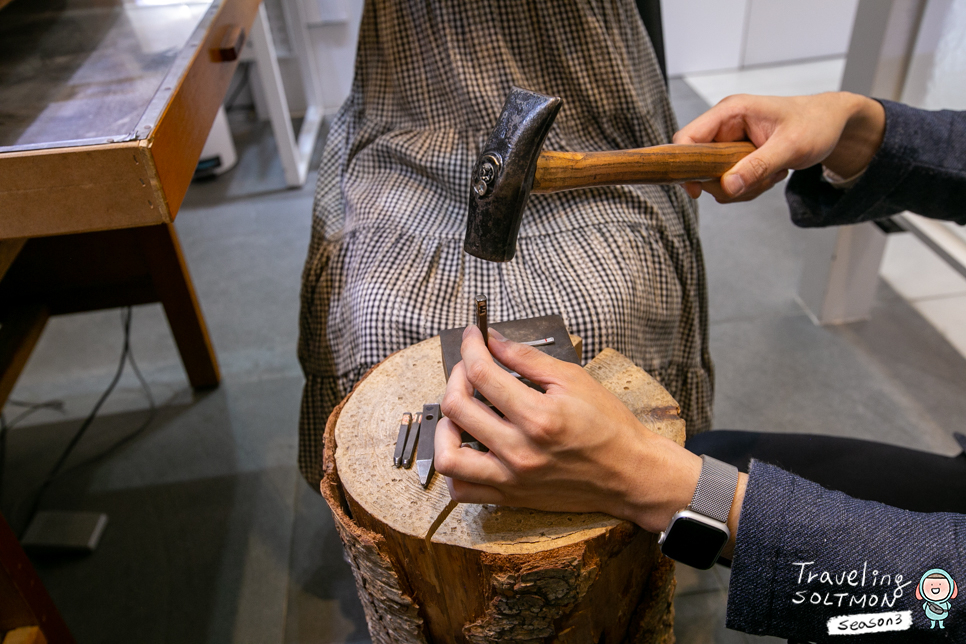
[742,0,859,67]
[662,0,747,76]
[662,0,860,76]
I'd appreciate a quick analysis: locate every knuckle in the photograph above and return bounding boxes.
[564,362,588,381]
[448,481,471,502]
[440,389,462,419]
[746,155,770,182]
[505,450,544,476]
[720,93,747,108]
[523,409,560,444]
[465,360,490,388]
[434,448,455,475]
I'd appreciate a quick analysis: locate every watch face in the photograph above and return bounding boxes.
[660,515,728,570]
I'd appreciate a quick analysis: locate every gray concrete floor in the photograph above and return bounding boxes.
[2,82,965,643]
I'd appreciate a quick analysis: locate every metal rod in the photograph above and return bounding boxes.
[401,412,421,468]
[474,294,488,346]
[520,337,555,347]
[392,412,412,467]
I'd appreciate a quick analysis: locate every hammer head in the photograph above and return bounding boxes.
[464,87,563,262]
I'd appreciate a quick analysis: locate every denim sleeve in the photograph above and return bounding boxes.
[785,100,966,228]
[726,461,966,642]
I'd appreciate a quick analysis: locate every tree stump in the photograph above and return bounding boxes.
[321,336,685,644]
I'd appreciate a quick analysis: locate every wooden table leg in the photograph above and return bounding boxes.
[136,224,220,389]
[0,306,49,410]
[0,513,74,644]
[0,240,26,283]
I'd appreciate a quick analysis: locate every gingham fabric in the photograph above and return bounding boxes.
[298,0,713,488]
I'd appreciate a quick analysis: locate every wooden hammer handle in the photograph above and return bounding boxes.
[532,141,755,193]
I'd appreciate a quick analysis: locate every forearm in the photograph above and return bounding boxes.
[620,436,747,560]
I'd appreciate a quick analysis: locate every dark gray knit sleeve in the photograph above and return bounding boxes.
[726,461,966,642]
[786,100,966,228]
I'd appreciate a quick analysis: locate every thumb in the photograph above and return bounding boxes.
[721,139,788,198]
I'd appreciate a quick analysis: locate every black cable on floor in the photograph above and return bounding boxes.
[0,399,65,505]
[15,307,156,539]
[62,312,157,476]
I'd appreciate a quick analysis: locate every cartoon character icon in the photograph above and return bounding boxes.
[917,568,958,629]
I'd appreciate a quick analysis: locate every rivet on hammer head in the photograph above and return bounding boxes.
[480,161,496,183]
[472,153,502,197]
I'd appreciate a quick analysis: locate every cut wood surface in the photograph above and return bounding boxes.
[326,334,684,643]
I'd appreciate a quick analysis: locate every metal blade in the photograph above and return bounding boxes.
[415,403,440,488]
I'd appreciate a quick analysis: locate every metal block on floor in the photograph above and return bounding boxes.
[20,512,108,555]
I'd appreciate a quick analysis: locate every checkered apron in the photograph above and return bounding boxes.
[298,0,713,488]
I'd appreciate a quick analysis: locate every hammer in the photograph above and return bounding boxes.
[464,87,755,262]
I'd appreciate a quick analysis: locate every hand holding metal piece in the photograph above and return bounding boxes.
[393,413,413,467]
[415,403,440,488]
[402,412,422,468]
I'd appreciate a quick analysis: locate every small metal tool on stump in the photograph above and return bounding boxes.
[415,403,440,488]
[392,412,412,467]
[401,412,421,469]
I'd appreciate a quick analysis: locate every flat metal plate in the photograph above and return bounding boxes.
[438,314,579,380]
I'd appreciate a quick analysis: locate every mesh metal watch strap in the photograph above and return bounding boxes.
[688,455,739,523]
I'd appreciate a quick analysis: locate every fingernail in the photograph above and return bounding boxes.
[723,173,745,196]
[488,327,507,342]
[462,325,478,339]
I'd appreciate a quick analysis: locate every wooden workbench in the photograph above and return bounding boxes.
[0,0,261,640]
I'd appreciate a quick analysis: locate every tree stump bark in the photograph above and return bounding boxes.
[321,336,685,643]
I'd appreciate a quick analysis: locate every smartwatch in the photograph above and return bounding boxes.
[658,455,739,570]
